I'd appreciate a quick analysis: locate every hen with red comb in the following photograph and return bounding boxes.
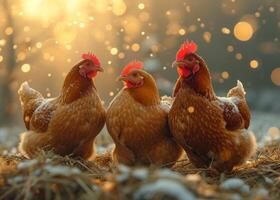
[106,61,182,166]
[18,53,106,160]
[176,41,198,61]
[82,53,101,66]
[121,61,144,76]
[169,40,256,172]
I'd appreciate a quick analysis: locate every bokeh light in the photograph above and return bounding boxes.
[187,106,195,113]
[138,3,145,10]
[110,48,118,55]
[112,0,127,16]
[131,43,140,52]
[221,71,229,79]
[21,64,31,73]
[5,27,13,35]
[234,21,254,41]
[250,60,259,69]
[271,68,280,86]
[221,27,231,35]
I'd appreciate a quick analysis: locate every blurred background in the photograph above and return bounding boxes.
[0,0,279,149]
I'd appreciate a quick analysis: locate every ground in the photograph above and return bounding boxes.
[0,111,279,200]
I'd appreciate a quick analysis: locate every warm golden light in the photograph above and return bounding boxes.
[36,42,42,49]
[221,71,229,79]
[235,53,242,60]
[138,3,145,10]
[21,64,31,73]
[110,48,118,55]
[17,52,26,61]
[250,60,259,69]
[178,28,186,35]
[227,45,234,52]
[118,52,125,59]
[268,127,279,138]
[0,39,6,46]
[187,106,195,113]
[221,27,231,35]
[5,27,13,35]
[271,68,280,86]
[139,12,150,22]
[112,0,127,16]
[54,23,77,44]
[131,43,140,52]
[203,32,212,43]
[234,21,254,41]
[22,0,59,20]
[123,16,141,38]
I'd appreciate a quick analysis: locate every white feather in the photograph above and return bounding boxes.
[236,80,246,95]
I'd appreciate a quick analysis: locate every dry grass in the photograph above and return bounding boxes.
[0,143,279,200]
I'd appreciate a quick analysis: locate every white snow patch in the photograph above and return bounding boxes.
[116,165,130,182]
[8,176,25,184]
[134,179,196,200]
[264,177,273,185]
[132,168,149,180]
[44,165,81,176]
[254,188,269,199]
[0,128,21,148]
[185,174,202,183]
[220,178,250,194]
[155,168,182,179]
[228,194,242,200]
[17,159,38,169]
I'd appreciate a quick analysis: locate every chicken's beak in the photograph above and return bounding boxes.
[172,61,185,69]
[96,66,104,72]
[172,61,178,68]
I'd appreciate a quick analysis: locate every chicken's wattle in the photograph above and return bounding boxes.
[177,67,191,78]
[87,71,97,78]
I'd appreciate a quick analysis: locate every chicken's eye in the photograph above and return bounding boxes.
[132,72,138,77]
[187,57,194,62]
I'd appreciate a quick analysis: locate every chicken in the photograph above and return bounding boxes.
[168,41,256,172]
[18,53,106,159]
[106,61,183,166]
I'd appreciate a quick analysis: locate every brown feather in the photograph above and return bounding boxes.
[18,60,105,159]
[169,54,256,172]
[107,70,182,166]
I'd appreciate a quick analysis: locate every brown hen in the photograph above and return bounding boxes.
[18,53,106,159]
[106,61,183,166]
[169,41,256,172]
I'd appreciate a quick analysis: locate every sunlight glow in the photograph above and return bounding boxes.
[234,21,254,41]
[21,64,31,73]
[112,0,127,16]
[250,60,259,69]
[271,68,280,86]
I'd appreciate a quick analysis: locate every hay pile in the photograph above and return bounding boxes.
[0,143,279,200]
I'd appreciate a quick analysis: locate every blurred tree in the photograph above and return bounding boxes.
[0,0,17,124]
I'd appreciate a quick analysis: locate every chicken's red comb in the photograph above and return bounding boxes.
[82,53,100,66]
[176,41,198,61]
[121,61,144,76]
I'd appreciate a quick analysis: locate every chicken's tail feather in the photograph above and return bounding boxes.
[160,95,173,113]
[227,80,246,98]
[18,81,43,105]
